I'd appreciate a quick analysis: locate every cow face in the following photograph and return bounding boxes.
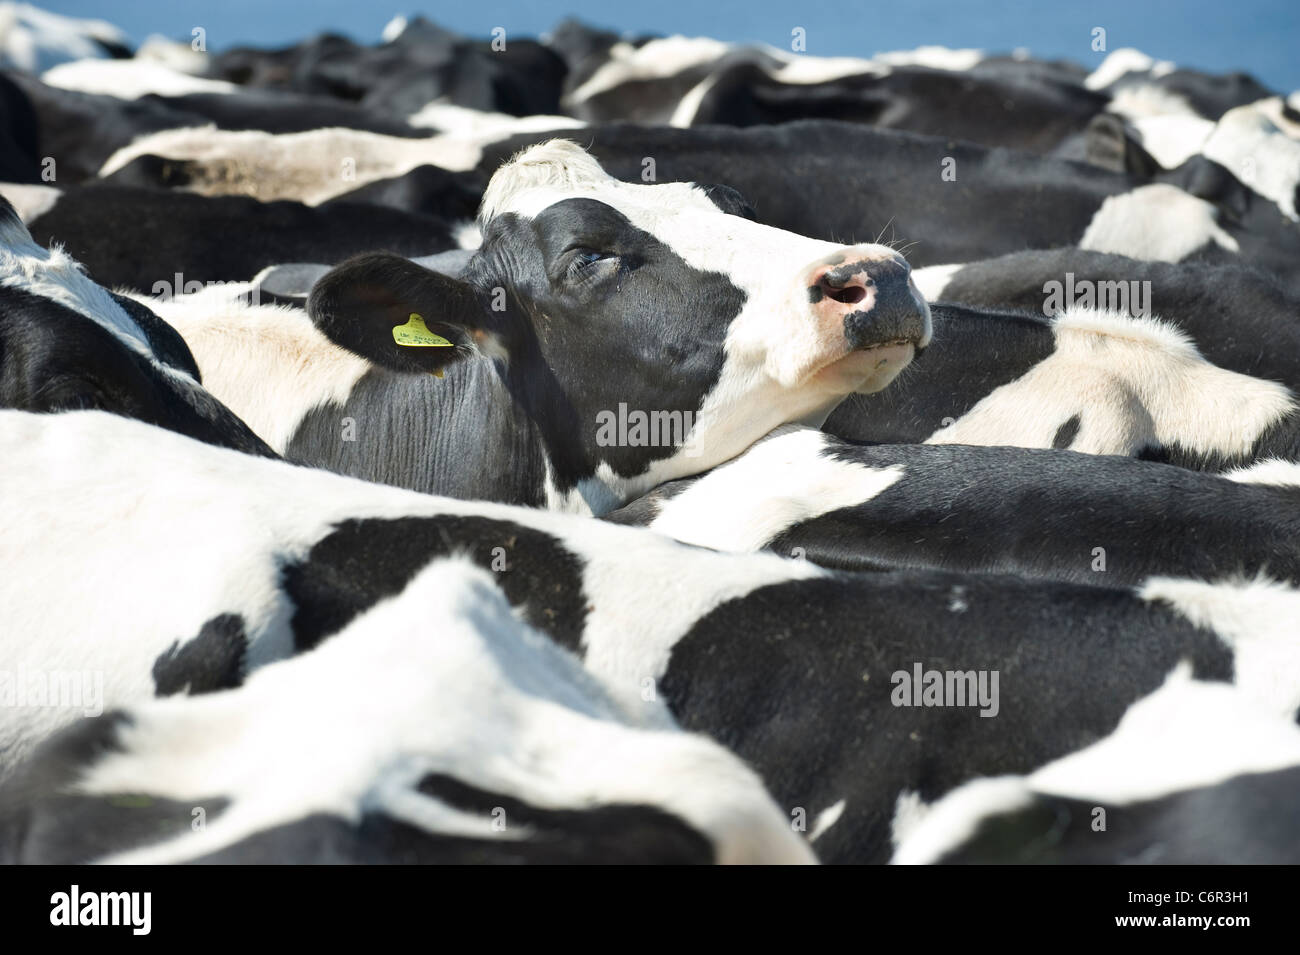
[308,140,929,506]
[0,201,274,457]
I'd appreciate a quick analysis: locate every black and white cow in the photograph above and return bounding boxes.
[5,410,1300,864]
[158,139,932,511]
[917,247,1300,390]
[604,425,1300,585]
[822,302,1300,471]
[893,670,1300,864]
[0,197,271,454]
[0,558,811,865]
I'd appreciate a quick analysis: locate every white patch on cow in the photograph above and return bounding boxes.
[453,219,482,249]
[79,558,813,865]
[889,789,931,850]
[890,778,1031,864]
[135,34,210,76]
[41,58,238,99]
[0,182,61,223]
[99,126,488,205]
[1202,103,1300,220]
[911,263,963,302]
[1105,82,1197,121]
[1223,458,1300,488]
[873,46,983,71]
[893,669,1300,863]
[809,799,847,842]
[646,425,905,552]
[1080,183,1239,261]
[927,306,1296,459]
[1141,577,1300,719]
[668,73,720,128]
[566,36,733,105]
[1247,96,1300,140]
[1126,113,1214,168]
[406,101,586,135]
[478,141,929,499]
[764,49,889,84]
[0,2,128,72]
[135,293,371,453]
[1085,48,1176,91]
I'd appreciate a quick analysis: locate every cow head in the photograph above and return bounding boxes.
[308,140,929,510]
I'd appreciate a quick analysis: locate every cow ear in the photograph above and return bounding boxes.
[307,252,492,375]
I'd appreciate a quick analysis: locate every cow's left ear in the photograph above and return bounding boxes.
[307,252,495,375]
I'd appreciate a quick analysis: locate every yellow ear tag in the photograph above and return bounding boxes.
[392,313,455,348]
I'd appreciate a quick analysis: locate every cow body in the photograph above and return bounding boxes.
[605,426,1300,585]
[4,410,1299,863]
[823,302,1300,470]
[0,558,811,865]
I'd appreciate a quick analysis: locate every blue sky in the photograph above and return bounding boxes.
[49,0,1300,93]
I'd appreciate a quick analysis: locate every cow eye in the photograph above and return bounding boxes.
[566,248,618,278]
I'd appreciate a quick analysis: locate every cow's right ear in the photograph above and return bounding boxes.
[307,252,494,375]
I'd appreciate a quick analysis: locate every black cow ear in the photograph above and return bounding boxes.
[1084,113,1159,178]
[307,252,494,376]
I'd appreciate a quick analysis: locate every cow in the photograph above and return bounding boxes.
[913,247,1300,391]
[4,409,1300,864]
[0,196,271,454]
[154,139,932,511]
[603,425,1300,585]
[0,557,812,865]
[893,669,1300,864]
[822,303,1300,471]
[27,183,465,291]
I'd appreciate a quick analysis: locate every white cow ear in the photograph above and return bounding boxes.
[307,252,491,375]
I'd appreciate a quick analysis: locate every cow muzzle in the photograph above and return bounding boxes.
[803,246,931,393]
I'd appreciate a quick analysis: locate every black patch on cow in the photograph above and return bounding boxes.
[280,515,588,653]
[186,797,712,864]
[656,570,1238,863]
[1051,414,1081,449]
[469,201,748,485]
[936,767,1300,864]
[791,441,1300,589]
[697,182,757,221]
[152,614,248,697]
[108,291,203,380]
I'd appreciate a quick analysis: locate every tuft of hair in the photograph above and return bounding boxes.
[1053,305,1200,357]
[479,140,610,224]
[1223,458,1300,488]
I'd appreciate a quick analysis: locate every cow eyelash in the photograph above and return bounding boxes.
[567,248,618,275]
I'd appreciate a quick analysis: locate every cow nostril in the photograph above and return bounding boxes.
[820,281,867,306]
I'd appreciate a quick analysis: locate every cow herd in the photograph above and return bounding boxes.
[1,7,1299,864]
